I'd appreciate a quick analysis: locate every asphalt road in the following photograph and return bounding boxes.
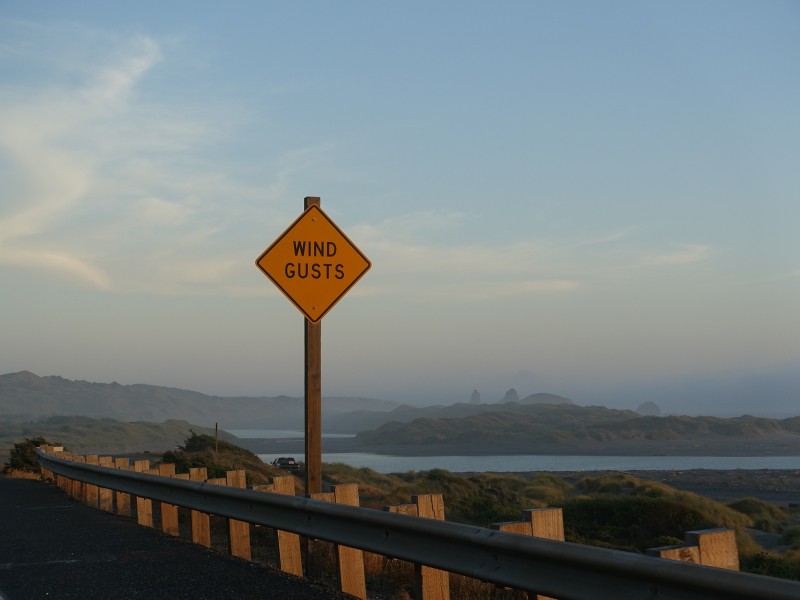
[0,474,352,600]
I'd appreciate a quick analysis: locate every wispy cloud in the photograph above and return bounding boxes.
[578,226,639,246]
[422,279,581,301]
[0,33,167,289]
[639,244,714,267]
[349,215,580,300]
[0,29,270,294]
[2,249,111,289]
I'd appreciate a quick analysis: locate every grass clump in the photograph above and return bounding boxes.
[727,497,788,532]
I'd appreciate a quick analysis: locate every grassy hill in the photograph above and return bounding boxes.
[0,370,396,428]
[324,394,573,433]
[354,404,800,455]
[0,416,230,454]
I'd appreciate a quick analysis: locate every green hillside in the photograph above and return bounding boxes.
[0,416,229,454]
[0,370,395,428]
[354,404,800,454]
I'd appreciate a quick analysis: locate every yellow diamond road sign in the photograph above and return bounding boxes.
[256,205,371,323]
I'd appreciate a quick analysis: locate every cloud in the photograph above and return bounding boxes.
[134,197,192,226]
[578,227,639,246]
[83,36,162,110]
[355,210,468,241]
[0,249,110,289]
[347,213,580,300]
[639,244,713,267]
[0,29,263,295]
[424,279,581,301]
[0,33,166,286]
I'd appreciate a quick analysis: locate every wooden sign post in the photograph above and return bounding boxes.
[304,196,323,494]
[256,196,371,495]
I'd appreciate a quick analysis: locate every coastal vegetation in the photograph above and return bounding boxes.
[156,439,800,580]
[5,433,799,583]
[160,431,284,485]
[0,415,223,455]
[355,404,800,446]
[4,371,799,457]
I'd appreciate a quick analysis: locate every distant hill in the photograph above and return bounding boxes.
[520,392,573,405]
[636,401,661,416]
[325,393,574,433]
[353,404,800,456]
[0,371,397,428]
[0,416,225,455]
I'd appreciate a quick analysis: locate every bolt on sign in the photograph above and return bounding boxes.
[255,205,371,323]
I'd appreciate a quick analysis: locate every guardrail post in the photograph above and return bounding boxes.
[98,456,114,512]
[492,508,565,600]
[253,477,304,576]
[647,544,701,563]
[687,529,740,571]
[647,528,739,571]
[412,494,450,600]
[40,445,59,487]
[310,484,367,599]
[38,445,53,479]
[334,484,367,599]
[189,467,212,547]
[385,496,450,600]
[113,458,132,516]
[133,460,154,527]
[84,455,100,508]
[272,477,303,576]
[73,455,86,502]
[157,463,180,536]
[58,452,72,495]
[225,470,251,560]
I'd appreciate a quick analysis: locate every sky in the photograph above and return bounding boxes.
[1,1,799,417]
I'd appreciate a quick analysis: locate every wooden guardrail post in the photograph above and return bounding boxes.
[98,456,114,512]
[72,455,86,502]
[133,460,154,527]
[38,445,53,479]
[113,458,132,516]
[188,467,212,547]
[84,455,100,508]
[384,494,450,600]
[647,528,739,571]
[157,463,180,536]
[686,529,740,571]
[413,494,449,600]
[225,470,251,560]
[58,451,72,495]
[254,476,303,576]
[491,508,565,600]
[310,484,367,600]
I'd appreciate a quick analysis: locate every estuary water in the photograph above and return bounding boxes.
[256,452,800,473]
[233,430,800,473]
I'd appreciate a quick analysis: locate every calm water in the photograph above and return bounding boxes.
[241,429,800,473]
[257,452,800,473]
[229,429,355,439]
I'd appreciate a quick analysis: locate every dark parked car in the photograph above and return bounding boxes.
[271,457,300,472]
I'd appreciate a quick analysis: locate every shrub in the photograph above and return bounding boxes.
[727,497,788,533]
[781,526,800,549]
[4,437,54,473]
[741,552,800,581]
[560,496,714,551]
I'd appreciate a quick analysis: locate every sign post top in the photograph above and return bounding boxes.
[255,205,371,322]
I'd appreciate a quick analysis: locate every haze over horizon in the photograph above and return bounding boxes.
[2,2,798,418]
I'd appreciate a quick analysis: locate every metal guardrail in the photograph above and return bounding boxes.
[37,449,800,600]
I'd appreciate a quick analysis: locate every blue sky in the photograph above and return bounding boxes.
[1,2,798,416]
